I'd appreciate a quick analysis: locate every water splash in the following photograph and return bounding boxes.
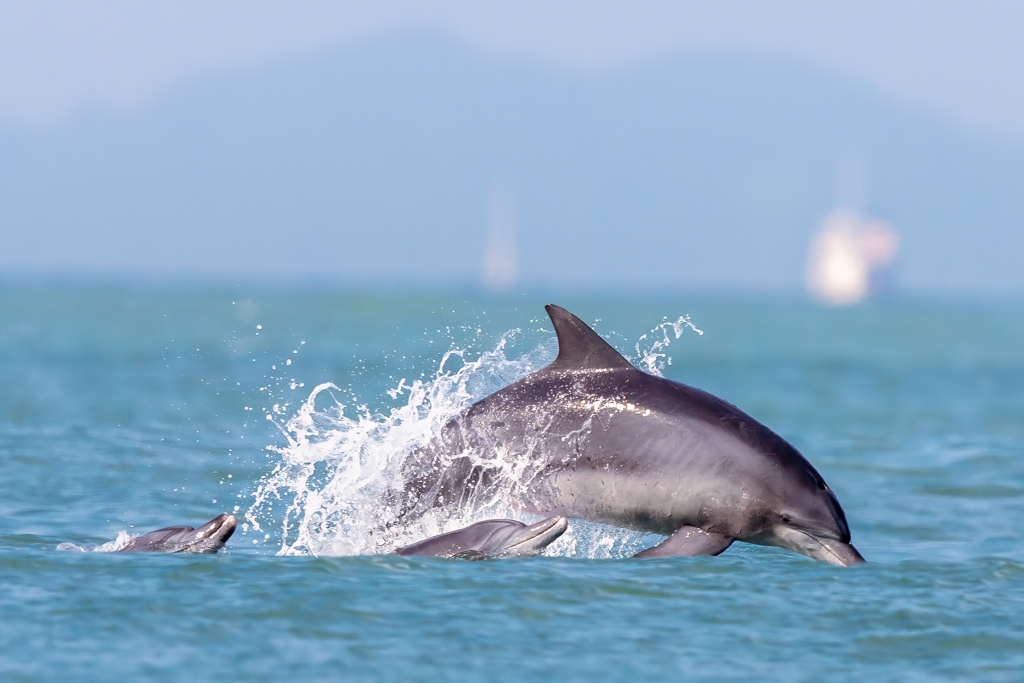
[246,315,698,558]
[634,316,703,376]
[57,531,132,552]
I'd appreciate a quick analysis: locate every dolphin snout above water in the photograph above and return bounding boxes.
[767,524,865,566]
[117,513,237,554]
[396,516,568,559]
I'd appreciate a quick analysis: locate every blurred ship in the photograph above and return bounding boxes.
[806,209,899,305]
[482,182,519,292]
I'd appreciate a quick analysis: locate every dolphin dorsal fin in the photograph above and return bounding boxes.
[545,304,634,372]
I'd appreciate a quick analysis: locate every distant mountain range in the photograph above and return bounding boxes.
[2,35,1022,294]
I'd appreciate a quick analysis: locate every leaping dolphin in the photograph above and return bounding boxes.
[117,513,237,554]
[396,515,568,559]
[395,305,865,566]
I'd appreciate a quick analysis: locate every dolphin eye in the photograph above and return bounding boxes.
[781,515,792,524]
[817,480,827,491]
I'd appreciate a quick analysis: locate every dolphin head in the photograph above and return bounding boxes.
[483,515,569,558]
[117,513,237,554]
[759,467,864,566]
[183,513,238,553]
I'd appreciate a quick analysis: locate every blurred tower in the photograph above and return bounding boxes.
[482,182,519,292]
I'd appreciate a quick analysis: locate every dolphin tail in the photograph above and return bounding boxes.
[634,525,734,559]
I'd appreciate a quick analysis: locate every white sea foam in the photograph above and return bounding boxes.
[246,316,700,558]
[57,530,133,552]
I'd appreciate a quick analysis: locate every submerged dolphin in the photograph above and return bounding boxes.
[396,515,568,559]
[397,305,864,566]
[117,513,237,554]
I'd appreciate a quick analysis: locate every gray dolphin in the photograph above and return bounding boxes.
[396,515,568,559]
[117,513,237,554]
[396,305,864,566]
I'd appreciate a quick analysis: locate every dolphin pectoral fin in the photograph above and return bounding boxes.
[633,525,734,559]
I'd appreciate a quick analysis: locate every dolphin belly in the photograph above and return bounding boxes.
[506,407,773,539]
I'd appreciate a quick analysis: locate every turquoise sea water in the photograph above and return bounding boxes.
[2,285,1023,681]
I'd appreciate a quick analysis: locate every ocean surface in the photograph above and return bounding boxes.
[1,285,1022,681]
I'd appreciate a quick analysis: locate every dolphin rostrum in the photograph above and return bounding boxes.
[396,515,568,559]
[117,513,237,554]
[395,305,864,566]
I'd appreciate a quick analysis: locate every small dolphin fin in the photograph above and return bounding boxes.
[633,525,734,559]
[545,304,633,372]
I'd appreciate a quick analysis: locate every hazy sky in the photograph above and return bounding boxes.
[2,1,1024,141]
